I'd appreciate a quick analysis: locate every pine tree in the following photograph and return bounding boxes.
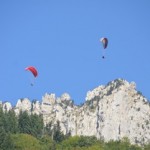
[5,110,18,133]
[30,113,44,138]
[44,121,53,136]
[0,107,14,149]
[18,111,31,134]
[0,126,14,149]
[53,120,64,143]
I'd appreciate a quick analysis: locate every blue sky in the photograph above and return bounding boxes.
[0,1,150,106]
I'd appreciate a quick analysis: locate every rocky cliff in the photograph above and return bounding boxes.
[1,79,150,145]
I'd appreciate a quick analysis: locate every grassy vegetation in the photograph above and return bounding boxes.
[9,134,148,150]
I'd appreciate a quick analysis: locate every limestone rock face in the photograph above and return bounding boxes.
[60,93,71,101]
[14,98,31,115]
[32,100,41,115]
[1,79,150,145]
[2,101,12,112]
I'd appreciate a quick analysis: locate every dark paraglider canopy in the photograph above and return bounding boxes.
[100,37,108,59]
[100,37,108,49]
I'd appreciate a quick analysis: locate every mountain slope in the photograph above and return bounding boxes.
[1,79,150,145]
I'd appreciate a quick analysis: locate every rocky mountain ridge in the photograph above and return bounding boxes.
[1,78,150,145]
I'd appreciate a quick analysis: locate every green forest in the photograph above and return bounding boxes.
[0,108,149,150]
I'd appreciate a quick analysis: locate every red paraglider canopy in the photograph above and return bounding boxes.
[25,66,38,77]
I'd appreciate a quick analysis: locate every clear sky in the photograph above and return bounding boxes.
[0,1,150,106]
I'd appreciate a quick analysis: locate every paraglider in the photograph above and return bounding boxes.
[25,66,38,86]
[100,37,108,59]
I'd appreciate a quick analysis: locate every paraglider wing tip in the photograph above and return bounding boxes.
[100,37,104,42]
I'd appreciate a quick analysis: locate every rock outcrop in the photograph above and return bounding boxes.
[2,78,150,145]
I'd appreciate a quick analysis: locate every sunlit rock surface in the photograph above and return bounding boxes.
[2,79,150,145]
